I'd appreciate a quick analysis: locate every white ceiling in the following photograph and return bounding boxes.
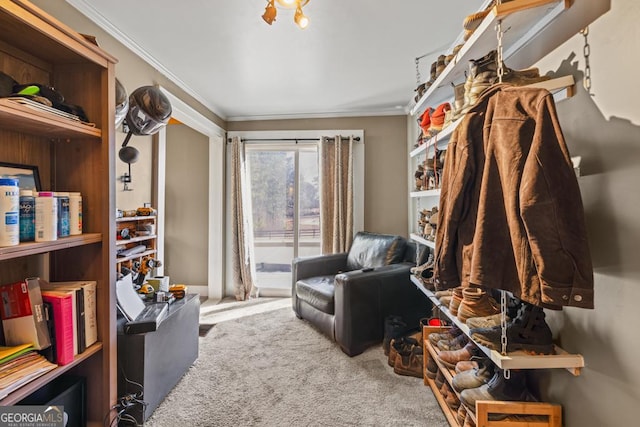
[66,0,481,121]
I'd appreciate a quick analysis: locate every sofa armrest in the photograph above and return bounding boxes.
[292,253,348,283]
[334,263,430,356]
[292,253,348,317]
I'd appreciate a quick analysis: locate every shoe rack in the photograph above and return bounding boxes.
[412,277,584,375]
[422,325,563,427]
[408,0,587,247]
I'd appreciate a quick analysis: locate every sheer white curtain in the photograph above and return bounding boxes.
[230,136,256,300]
[319,135,354,254]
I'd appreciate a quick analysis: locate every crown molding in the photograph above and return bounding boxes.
[65,0,228,120]
[226,108,407,122]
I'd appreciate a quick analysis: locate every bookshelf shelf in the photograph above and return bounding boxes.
[0,233,102,261]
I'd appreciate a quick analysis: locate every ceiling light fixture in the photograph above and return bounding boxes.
[262,0,310,29]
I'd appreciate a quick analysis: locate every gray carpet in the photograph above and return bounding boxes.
[145,307,448,426]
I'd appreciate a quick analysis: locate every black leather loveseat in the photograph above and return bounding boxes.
[292,231,431,356]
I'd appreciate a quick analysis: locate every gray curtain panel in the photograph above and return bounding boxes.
[230,137,255,300]
[319,135,354,254]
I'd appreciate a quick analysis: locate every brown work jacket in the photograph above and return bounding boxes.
[434,84,593,309]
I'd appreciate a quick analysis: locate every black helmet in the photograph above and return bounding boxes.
[115,78,128,127]
[125,85,172,136]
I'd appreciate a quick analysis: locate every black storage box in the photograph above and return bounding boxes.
[17,375,86,427]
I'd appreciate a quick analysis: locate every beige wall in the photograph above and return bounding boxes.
[164,124,209,286]
[30,0,225,212]
[228,116,409,236]
[533,1,640,425]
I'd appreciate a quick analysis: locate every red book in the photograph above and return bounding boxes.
[41,291,74,366]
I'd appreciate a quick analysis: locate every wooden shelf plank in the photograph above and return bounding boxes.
[411,189,441,198]
[115,235,157,246]
[0,233,102,261]
[116,216,157,222]
[426,376,461,427]
[0,99,101,139]
[0,342,102,405]
[116,249,157,264]
[410,234,436,249]
[410,0,570,116]
[410,276,584,374]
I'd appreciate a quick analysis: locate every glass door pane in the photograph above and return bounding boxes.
[246,145,320,293]
[298,149,321,258]
[247,150,295,289]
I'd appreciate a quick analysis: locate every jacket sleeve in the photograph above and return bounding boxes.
[519,93,594,309]
[434,121,474,290]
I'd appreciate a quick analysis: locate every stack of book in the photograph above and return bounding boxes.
[0,344,56,400]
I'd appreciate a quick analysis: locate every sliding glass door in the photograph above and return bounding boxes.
[246,144,320,292]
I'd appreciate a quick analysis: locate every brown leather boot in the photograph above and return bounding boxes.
[393,344,423,378]
[437,342,481,369]
[457,286,500,323]
[448,287,464,316]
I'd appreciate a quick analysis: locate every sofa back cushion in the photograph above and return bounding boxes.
[346,232,407,271]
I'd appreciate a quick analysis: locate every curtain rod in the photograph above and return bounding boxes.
[226,136,361,143]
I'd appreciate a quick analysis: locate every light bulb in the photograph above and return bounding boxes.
[276,0,297,8]
[294,7,309,29]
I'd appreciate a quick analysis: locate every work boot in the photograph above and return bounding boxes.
[452,358,494,392]
[466,296,522,329]
[437,332,469,352]
[383,315,407,356]
[388,336,420,367]
[394,343,424,378]
[428,325,462,347]
[455,359,479,374]
[463,413,476,427]
[457,286,500,323]
[470,303,554,355]
[457,405,468,426]
[460,369,537,410]
[441,382,460,410]
[426,353,438,379]
[434,370,445,390]
[448,287,464,316]
[437,342,481,369]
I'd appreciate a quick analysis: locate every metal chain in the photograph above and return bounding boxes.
[415,57,422,86]
[580,26,592,95]
[500,290,510,379]
[496,19,504,83]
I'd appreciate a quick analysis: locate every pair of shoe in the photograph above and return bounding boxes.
[460,368,537,412]
[440,382,460,410]
[451,49,552,122]
[470,302,555,355]
[465,293,522,329]
[390,332,423,378]
[419,102,452,138]
[452,357,494,392]
[437,341,481,370]
[411,253,435,289]
[383,315,409,356]
[456,286,500,323]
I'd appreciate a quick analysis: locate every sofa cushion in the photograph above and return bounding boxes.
[296,275,335,314]
[346,232,407,271]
